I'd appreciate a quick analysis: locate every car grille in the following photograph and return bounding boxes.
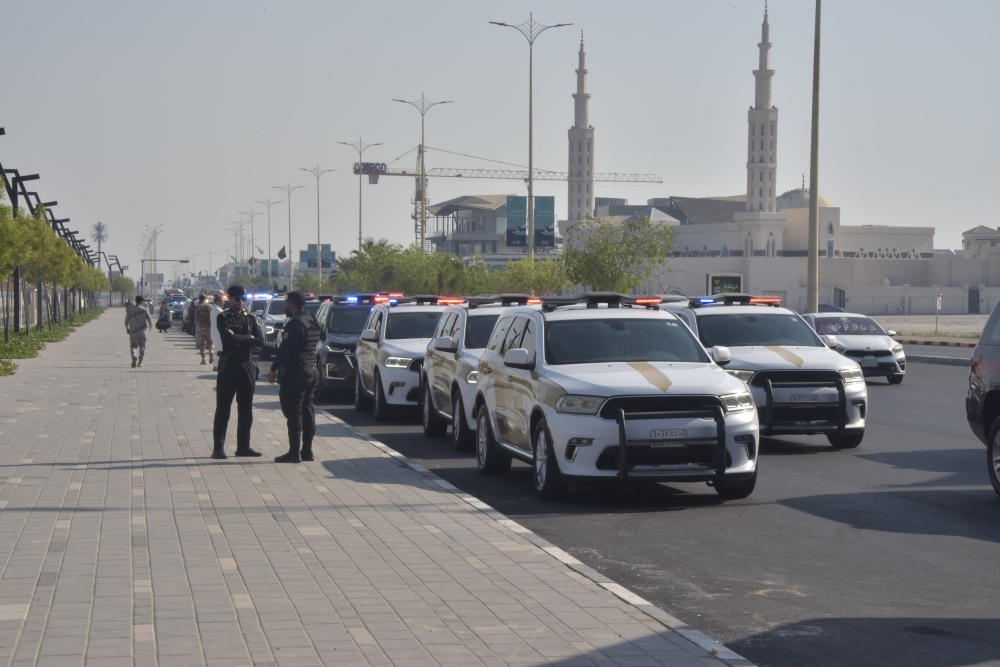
[844,349,892,358]
[758,404,841,425]
[596,445,730,470]
[750,370,842,387]
[598,396,722,420]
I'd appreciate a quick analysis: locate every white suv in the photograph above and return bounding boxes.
[422,295,541,450]
[474,293,760,500]
[354,296,464,421]
[662,294,867,449]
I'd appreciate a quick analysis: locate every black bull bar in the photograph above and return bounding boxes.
[761,376,848,435]
[615,405,727,481]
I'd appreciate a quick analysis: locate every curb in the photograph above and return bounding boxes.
[894,338,977,348]
[317,408,757,667]
[906,354,969,367]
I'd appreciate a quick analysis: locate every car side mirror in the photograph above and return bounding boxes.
[254,310,263,317]
[360,328,378,342]
[821,334,838,348]
[886,329,897,337]
[711,346,731,366]
[503,348,534,370]
[433,336,457,352]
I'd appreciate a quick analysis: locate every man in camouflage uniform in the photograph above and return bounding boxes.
[125,295,153,368]
[195,294,215,365]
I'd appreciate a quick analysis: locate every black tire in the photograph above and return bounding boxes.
[532,418,567,500]
[372,372,392,423]
[354,368,372,412]
[987,420,1000,498]
[827,430,864,449]
[422,382,447,437]
[476,406,511,475]
[715,468,757,500]
[451,391,474,452]
[888,374,904,385]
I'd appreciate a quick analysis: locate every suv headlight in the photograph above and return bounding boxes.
[726,369,754,382]
[720,392,754,413]
[891,343,903,354]
[385,356,413,369]
[840,368,864,383]
[265,326,274,334]
[555,395,604,415]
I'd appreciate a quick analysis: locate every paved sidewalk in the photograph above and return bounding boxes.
[0,311,748,667]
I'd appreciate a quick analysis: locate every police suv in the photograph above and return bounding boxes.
[662,294,867,449]
[354,295,465,421]
[313,295,390,399]
[422,295,541,450]
[474,293,760,500]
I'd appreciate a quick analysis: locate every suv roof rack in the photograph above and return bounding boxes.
[687,293,783,308]
[467,294,542,309]
[540,292,663,312]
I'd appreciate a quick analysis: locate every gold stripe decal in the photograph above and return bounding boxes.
[627,362,673,392]
[764,345,805,368]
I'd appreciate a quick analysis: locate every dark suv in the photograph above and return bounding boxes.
[966,305,1000,496]
[314,295,389,400]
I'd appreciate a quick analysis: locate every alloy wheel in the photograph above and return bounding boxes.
[534,430,548,489]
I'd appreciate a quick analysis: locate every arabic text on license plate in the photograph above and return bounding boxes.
[650,441,686,448]
[650,429,687,439]
[791,394,818,402]
[861,358,878,367]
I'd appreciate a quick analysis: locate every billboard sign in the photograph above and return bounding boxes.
[534,196,555,247]
[709,274,742,295]
[506,196,527,247]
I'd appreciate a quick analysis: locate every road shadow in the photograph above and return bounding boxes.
[759,436,836,456]
[857,448,984,487]
[731,617,1000,667]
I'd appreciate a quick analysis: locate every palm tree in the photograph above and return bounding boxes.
[90,222,108,266]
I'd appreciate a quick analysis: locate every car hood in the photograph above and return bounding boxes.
[834,335,896,351]
[544,361,746,397]
[323,333,359,350]
[382,339,430,358]
[724,345,857,372]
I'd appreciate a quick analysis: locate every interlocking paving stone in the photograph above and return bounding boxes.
[0,312,743,666]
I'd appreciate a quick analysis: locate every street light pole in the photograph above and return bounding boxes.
[273,183,305,290]
[239,209,262,277]
[255,198,283,286]
[337,138,383,252]
[299,166,334,288]
[806,0,822,313]
[393,95,452,251]
[491,14,571,262]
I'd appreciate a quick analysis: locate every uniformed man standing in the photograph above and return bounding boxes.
[212,284,264,459]
[194,294,215,365]
[267,291,321,463]
[125,295,153,368]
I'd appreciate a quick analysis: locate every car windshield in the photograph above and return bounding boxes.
[465,314,501,349]
[814,316,886,336]
[328,307,371,334]
[545,318,709,365]
[267,299,285,315]
[385,311,442,340]
[304,303,321,316]
[697,313,821,347]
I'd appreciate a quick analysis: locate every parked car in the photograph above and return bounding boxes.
[314,295,389,400]
[966,303,1000,496]
[818,304,846,313]
[803,313,904,384]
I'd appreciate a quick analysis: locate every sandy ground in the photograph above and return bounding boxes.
[870,313,988,336]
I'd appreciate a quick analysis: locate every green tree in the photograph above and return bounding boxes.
[493,257,568,296]
[564,215,675,293]
[230,274,272,291]
[111,275,135,301]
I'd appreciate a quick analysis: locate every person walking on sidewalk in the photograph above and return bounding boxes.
[125,295,153,368]
[268,291,321,463]
[195,294,215,365]
[212,284,264,460]
[210,294,224,371]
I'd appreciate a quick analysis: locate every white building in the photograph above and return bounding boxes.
[567,34,596,223]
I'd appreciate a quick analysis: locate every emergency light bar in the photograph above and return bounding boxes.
[540,292,663,311]
[688,293,783,308]
[390,295,466,306]
[467,294,544,309]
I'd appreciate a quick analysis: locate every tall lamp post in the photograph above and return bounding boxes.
[239,209,262,277]
[337,138,383,252]
[393,95,451,251]
[806,0,822,313]
[299,166,334,288]
[491,14,571,262]
[273,183,305,289]
[255,198,283,286]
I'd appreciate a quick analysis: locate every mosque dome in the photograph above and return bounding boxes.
[776,188,835,211]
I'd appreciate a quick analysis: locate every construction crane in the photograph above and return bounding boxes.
[352,161,663,247]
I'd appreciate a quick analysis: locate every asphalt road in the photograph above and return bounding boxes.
[317,362,1000,667]
[903,344,974,361]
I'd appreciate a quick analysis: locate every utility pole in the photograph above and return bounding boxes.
[274,183,305,289]
[491,14,571,261]
[393,95,452,251]
[239,209,262,277]
[338,138,383,252]
[255,198,283,285]
[299,166,334,288]
[806,0,822,313]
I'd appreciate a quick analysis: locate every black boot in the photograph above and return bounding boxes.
[300,437,314,461]
[234,446,262,457]
[211,445,228,460]
[274,450,301,463]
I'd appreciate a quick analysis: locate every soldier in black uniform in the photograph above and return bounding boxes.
[212,284,264,460]
[267,291,321,463]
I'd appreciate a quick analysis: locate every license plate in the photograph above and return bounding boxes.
[650,441,686,448]
[650,429,687,439]
[791,394,818,402]
[861,358,878,367]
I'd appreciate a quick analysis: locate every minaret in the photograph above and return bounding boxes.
[745,5,778,213]
[568,32,596,222]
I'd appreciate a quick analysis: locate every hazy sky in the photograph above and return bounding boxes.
[3,0,997,280]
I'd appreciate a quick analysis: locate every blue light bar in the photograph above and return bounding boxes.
[347,295,358,303]
[699,298,716,304]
